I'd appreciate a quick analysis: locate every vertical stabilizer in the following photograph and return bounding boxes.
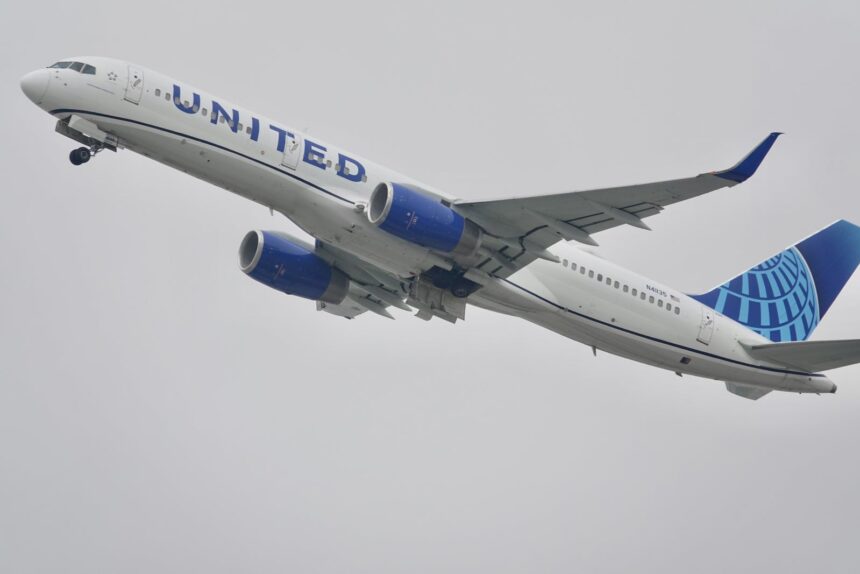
[692,220,860,342]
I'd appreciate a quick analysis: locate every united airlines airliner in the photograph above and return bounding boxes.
[20,57,860,399]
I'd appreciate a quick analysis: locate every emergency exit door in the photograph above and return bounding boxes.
[280,133,302,169]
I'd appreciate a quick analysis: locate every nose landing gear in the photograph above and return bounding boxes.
[57,117,117,166]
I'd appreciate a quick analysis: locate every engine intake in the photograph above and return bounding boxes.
[367,182,481,256]
[239,230,349,304]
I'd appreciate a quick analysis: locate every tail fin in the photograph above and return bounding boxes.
[691,220,860,342]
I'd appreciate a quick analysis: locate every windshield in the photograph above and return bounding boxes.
[48,61,96,74]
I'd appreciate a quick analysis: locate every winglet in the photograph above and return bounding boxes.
[714,132,782,183]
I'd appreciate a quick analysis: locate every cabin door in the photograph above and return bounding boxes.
[697,306,716,345]
[124,65,144,104]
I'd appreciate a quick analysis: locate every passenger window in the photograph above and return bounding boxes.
[202,108,208,116]
[667,303,672,312]
[192,104,200,112]
[632,288,637,296]
[588,270,594,278]
[580,267,585,275]
[82,64,96,74]
[563,259,568,267]
[640,292,646,300]
[623,285,628,293]
[675,307,681,315]
[238,123,244,131]
[361,174,368,183]
[246,125,252,134]
[658,300,663,308]
[597,274,603,281]
[69,62,84,72]
[614,281,620,289]
[165,92,171,101]
[154,88,161,97]
[571,263,577,271]
[649,296,655,304]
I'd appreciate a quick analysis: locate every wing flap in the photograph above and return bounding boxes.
[725,382,773,400]
[316,299,368,319]
[304,237,413,320]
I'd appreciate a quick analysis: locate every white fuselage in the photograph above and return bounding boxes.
[23,57,836,395]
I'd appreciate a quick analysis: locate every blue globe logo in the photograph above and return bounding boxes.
[707,247,819,342]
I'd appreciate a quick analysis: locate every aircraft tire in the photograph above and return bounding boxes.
[69,147,90,165]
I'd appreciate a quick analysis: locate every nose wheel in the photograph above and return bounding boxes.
[69,147,91,165]
[69,143,108,166]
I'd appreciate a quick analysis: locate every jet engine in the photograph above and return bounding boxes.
[239,230,349,304]
[367,182,481,256]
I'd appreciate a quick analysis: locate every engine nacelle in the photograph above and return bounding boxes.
[367,182,481,256]
[238,230,349,304]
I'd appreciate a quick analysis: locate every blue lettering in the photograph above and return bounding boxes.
[211,100,239,133]
[250,117,260,142]
[172,84,200,114]
[336,153,365,182]
[268,124,293,152]
[304,139,327,170]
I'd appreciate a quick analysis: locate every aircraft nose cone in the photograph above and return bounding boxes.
[20,69,50,105]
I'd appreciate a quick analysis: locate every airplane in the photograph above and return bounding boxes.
[20,57,860,400]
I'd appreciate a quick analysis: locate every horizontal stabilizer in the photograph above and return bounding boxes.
[725,382,772,400]
[746,339,860,372]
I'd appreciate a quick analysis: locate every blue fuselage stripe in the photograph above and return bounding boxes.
[49,108,356,206]
[501,278,822,378]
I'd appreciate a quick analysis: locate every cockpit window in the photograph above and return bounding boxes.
[47,61,97,74]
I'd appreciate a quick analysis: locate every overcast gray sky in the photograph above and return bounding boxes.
[2,1,860,572]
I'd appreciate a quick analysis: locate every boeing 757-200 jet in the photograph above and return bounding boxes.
[20,57,860,399]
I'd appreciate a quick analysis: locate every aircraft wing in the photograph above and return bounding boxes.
[455,133,781,277]
[313,240,409,320]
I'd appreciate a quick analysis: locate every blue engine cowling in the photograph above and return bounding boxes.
[239,230,349,304]
[367,182,481,256]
